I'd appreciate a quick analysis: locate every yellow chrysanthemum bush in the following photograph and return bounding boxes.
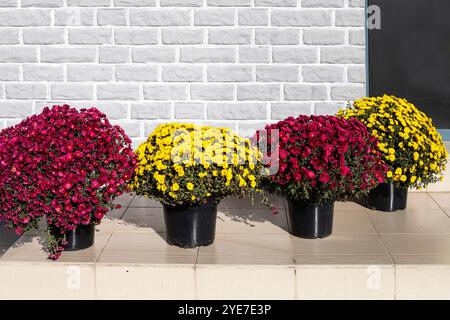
[338,95,448,189]
[130,123,266,207]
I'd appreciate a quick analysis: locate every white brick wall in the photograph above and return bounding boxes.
[0,0,366,146]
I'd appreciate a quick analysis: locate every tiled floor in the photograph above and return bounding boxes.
[1,192,450,299]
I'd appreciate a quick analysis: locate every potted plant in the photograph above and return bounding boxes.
[338,95,448,211]
[0,105,137,259]
[258,115,387,238]
[130,123,266,248]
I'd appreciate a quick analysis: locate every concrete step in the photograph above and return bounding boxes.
[0,192,450,299]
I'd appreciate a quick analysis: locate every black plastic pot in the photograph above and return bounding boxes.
[365,182,408,212]
[64,224,95,251]
[287,199,334,239]
[163,202,218,248]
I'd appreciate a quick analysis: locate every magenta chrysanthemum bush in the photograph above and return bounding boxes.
[258,115,389,204]
[0,105,137,259]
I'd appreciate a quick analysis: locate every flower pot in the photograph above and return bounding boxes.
[365,182,408,212]
[163,202,218,248]
[63,224,95,251]
[287,199,334,239]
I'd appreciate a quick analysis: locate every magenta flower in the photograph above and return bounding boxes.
[0,105,137,259]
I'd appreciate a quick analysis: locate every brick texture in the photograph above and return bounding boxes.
[0,1,366,143]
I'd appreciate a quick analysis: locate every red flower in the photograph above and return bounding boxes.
[257,115,388,204]
[305,170,316,180]
[0,105,137,260]
[340,166,351,176]
[319,173,330,184]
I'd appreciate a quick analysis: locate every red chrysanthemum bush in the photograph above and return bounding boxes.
[0,105,137,259]
[258,115,388,204]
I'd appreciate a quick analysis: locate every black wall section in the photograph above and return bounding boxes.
[368,0,450,129]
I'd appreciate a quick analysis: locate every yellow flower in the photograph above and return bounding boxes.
[338,95,448,189]
[131,122,264,205]
[174,165,185,177]
[239,177,247,187]
[386,171,393,178]
[171,183,180,191]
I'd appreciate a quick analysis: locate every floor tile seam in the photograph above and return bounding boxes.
[427,192,450,216]
[366,210,400,265]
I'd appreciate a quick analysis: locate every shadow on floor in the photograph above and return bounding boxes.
[1,193,291,253]
[217,196,289,232]
[107,193,290,242]
[0,220,21,256]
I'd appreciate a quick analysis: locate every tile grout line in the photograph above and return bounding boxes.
[93,230,114,300]
[119,193,135,220]
[283,198,299,300]
[365,209,396,265]
[394,264,397,300]
[194,247,199,300]
[365,207,398,299]
[427,192,450,218]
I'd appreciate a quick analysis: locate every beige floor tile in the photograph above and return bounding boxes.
[369,210,450,234]
[296,266,395,300]
[333,211,377,234]
[216,208,288,234]
[129,196,162,208]
[292,234,392,265]
[380,234,450,265]
[396,266,450,299]
[197,233,294,265]
[0,263,96,299]
[429,192,450,210]
[98,232,197,264]
[1,231,111,264]
[393,256,450,265]
[196,266,296,299]
[96,265,195,299]
[427,180,450,192]
[398,192,443,213]
[121,207,165,232]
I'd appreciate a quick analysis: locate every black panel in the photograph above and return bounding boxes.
[368,0,450,128]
